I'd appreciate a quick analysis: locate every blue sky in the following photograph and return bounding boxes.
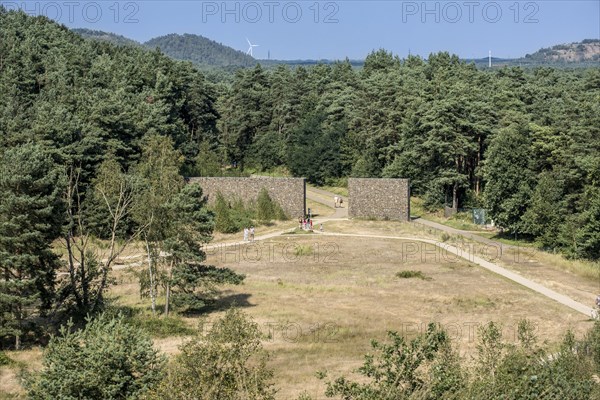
[3,1,599,60]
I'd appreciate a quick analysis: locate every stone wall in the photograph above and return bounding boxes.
[188,177,306,218]
[348,178,410,221]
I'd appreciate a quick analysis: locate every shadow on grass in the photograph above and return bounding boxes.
[485,231,536,246]
[182,293,255,317]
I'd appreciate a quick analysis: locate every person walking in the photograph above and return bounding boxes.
[243,227,249,242]
[334,196,338,208]
[250,226,255,241]
[319,223,324,232]
[310,219,313,230]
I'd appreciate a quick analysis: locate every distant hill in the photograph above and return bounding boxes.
[72,28,140,47]
[523,39,600,63]
[144,34,257,68]
[72,29,599,70]
[72,30,256,68]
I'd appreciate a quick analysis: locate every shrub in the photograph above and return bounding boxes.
[213,190,287,233]
[294,244,313,256]
[320,323,456,399]
[214,192,238,233]
[396,270,431,280]
[25,313,166,399]
[146,308,276,400]
[257,188,275,222]
[257,188,288,222]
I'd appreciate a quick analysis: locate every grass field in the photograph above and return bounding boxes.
[202,231,593,399]
[2,220,596,400]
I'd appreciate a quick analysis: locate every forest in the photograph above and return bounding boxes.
[3,10,598,260]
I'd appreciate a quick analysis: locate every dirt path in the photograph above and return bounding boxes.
[306,186,348,219]
[412,217,518,249]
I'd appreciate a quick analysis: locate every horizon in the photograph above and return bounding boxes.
[73,28,599,62]
[1,1,599,60]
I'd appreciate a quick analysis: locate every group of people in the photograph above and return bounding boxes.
[334,196,344,208]
[243,226,255,242]
[298,216,324,232]
[299,216,313,230]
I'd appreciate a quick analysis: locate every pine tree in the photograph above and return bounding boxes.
[0,144,64,349]
[162,184,244,314]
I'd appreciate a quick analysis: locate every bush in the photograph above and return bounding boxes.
[320,323,457,399]
[25,313,166,399]
[146,308,276,400]
[257,188,288,222]
[396,270,431,280]
[213,190,287,233]
[214,192,238,233]
[294,244,313,256]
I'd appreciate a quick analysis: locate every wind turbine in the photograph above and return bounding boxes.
[246,38,259,57]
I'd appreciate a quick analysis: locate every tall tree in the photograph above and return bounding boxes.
[0,144,64,348]
[131,135,185,315]
[162,184,244,315]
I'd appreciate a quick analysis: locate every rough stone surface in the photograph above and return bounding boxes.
[188,177,306,218]
[348,178,410,221]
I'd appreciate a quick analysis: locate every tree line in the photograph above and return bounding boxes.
[3,9,598,260]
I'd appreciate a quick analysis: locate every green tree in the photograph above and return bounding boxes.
[256,188,275,223]
[131,135,185,315]
[286,112,343,185]
[162,184,245,314]
[213,191,238,233]
[482,119,535,232]
[0,144,64,349]
[25,313,166,399]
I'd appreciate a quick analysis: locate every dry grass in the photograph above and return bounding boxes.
[203,233,593,399]
[5,219,596,400]
[0,348,42,400]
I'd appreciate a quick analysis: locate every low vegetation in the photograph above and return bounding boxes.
[313,319,600,400]
[294,244,314,257]
[396,270,431,280]
[213,189,287,234]
[145,308,276,400]
[24,313,166,400]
